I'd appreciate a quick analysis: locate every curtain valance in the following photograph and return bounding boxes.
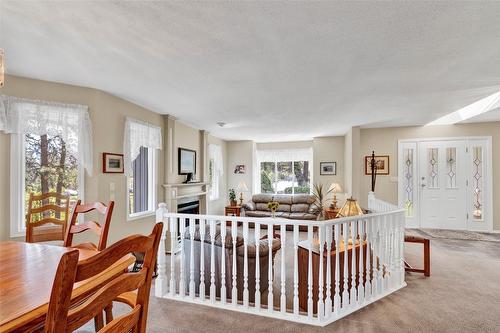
[0,95,93,175]
[256,148,313,164]
[124,117,162,175]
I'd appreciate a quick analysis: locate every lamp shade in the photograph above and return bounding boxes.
[329,182,342,193]
[336,197,364,217]
[237,181,249,192]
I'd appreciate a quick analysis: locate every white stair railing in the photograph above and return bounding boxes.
[155,193,406,327]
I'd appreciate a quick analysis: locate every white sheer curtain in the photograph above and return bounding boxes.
[124,117,162,175]
[0,95,93,175]
[208,143,223,200]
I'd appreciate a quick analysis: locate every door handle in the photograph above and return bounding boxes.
[421,183,426,188]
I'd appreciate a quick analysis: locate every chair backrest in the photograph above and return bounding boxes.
[26,192,71,243]
[64,200,115,251]
[45,223,163,333]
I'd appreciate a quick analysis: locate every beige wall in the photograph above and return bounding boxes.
[359,122,500,230]
[0,132,9,240]
[227,141,254,203]
[0,75,165,242]
[313,136,345,200]
[171,121,201,184]
[344,127,361,199]
[228,137,346,203]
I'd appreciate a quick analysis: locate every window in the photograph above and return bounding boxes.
[208,144,223,201]
[1,95,92,237]
[123,117,162,219]
[256,148,312,195]
[127,146,156,217]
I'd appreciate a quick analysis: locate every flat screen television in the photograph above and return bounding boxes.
[178,148,196,175]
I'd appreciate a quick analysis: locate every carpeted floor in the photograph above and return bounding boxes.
[80,230,500,332]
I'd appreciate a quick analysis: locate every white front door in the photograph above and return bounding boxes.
[418,140,468,230]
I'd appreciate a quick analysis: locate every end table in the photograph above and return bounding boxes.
[225,205,242,217]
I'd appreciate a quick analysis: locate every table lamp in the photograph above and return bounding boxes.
[336,197,364,217]
[237,181,249,206]
[329,182,342,210]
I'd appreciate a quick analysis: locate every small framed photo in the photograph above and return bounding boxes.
[365,155,390,175]
[320,162,336,175]
[103,153,124,173]
[234,164,246,174]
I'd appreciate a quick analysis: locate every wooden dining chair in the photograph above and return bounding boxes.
[44,222,163,333]
[64,200,114,251]
[26,192,71,243]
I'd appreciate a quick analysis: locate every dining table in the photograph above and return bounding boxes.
[0,241,135,333]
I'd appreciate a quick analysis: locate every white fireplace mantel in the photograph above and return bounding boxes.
[163,182,210,213]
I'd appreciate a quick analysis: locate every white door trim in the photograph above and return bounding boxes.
[398,136,493,232]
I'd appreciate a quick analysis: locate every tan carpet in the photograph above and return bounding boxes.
[79,231,500,332]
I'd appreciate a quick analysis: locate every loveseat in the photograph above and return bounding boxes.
[242,194,318,220]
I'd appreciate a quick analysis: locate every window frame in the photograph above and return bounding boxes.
[126,147,157,221]
[257,150,312,195]
[10,133,85,238]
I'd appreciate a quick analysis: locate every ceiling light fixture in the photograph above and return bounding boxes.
[427,91,500,126]
[217,122,226,128]
[0,49,4,87]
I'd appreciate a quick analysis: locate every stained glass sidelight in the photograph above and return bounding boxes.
[472,147,483,220]
[403,148,414,217]
[446,148,457,188]
[427,148,439,188]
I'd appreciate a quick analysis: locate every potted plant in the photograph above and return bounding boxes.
[311,183,333,220]
[229,188,237,206]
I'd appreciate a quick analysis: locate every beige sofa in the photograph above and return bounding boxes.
[242,194,318,220]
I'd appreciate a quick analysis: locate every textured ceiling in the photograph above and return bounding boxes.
[1,1,500,141]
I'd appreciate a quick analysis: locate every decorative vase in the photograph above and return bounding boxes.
[230,200,237,207]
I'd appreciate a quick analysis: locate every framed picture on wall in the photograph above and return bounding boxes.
[102,153,124,173]
[234,164,246,174]
[178,148,197,175]
[365,155,390,175]
[320,162,336,175]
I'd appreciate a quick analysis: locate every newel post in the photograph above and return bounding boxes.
[155,203,169,297]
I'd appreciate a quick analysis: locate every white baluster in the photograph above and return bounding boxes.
[399,213,405,286]
[243,221,249,308]
[333,224,341,315]
[358,219,365,304]
[307,225,313,319]
[255,222,261,310]
[381,215,388,292]
[189,218,195,299]
[199,218,206,301]
[349,221,357,305]
[267,222,274,313]
[293,224,299,316]
[232,220,238,306]
[377,216,384,295]
[342,222,349,309]
[179,218,186,297]
[170,216,177,296]
[210,219,216,303]
[365,217,372,300]
[325,224,333,318]
[221,220,227,304]
[280,223,286,314]
[155,218,168,297]
[317,225,325,321]
[388,214,395,290]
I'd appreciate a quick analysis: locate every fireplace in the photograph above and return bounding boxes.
[177,197,200,214]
